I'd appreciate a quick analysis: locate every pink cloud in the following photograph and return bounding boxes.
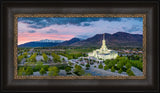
[18,22,76,45]
[18,32,74,45]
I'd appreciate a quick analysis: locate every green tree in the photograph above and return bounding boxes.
[125,62,131,69]
[104,59,110,65]
[118,68,123,73]
[51,52,61,63]
[23,52,28,58]
[117,62,123,69]
[48,66,59,76]
[34,61,43,71]
[86,64,90,68]
[65,67,71,73]
[42,53,48,62]
[130,60,143,71]
[18,67,25,76]
[25,67,33,75]
[43,65,49,71]
[78,70,85,75]
[26,58,29,62]
[74,64,82,72]
[18,55,24,64]
[98,63,103,69]
[74,65,85,75]
[29,53,37,62]
[111,66,115,72]
[62,58,65,62]
[39,68,46,75]
[79,58,83,61]
[126,68,135,76]
[112,60,117,65]
[104,65,109,70]
[68,61,73,66]
[108,62,114,68]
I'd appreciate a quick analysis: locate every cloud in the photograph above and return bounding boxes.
[122,25,142,32]
[18,17,122,29]
[76,35,91,39]
[46,29,58,33]
[121,17,143,22]
[81,22,92,27]
[28,30,36,33]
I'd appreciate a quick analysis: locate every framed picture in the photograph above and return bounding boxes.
[1,0,159,92]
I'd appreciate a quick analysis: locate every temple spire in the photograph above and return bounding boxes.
[101,33,108,51]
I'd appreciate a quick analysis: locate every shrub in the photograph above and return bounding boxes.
[108,62,114,68]
[34,61,43,71]
[130,60,143,71]
[73,65,85,76]
[29,53,37,62]
[111,66,115,72]
[104,59,110,65]
[125,63,131,69]
[79,58,83,61]
[94,65,96,68]
[104,65,109,70]
[117,62,123,69]
[86,64,90,68]
[68,61,73,66]
[112,60,117,65]
[78,70,85,75]
[18,55,24,64]
[23,52,28,58]
[42,53,48,62]
[43,65,49,71]
[39,68,46,75]
[18,67,25,76]
[74,65,82,72]
[118,68,123,73]
[98,63,103,69]
[51,52,61,63]
[48,66,59,76]
[62,58,65,62]
[65,67,71,73]
[126,68,135,76]
[25,67,33,75]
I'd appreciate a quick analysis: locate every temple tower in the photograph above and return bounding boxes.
[100,33,108,51]
[88,33,118,60]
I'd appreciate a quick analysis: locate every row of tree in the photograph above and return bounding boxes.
[51,52,61,63]
[58,52,86,60]
[18,65,60,76]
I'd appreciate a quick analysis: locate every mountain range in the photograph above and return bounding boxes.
[36,39,64,43]
[18,32,143,48]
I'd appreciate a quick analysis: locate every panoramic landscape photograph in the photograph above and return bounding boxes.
[17,16,144,77]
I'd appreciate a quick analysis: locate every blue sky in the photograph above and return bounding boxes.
[18,17,143,45]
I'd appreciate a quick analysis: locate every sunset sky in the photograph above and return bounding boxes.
[18,17,143,45]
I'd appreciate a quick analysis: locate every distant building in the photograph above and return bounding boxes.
[88,33,118,60]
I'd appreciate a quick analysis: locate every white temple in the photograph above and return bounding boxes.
[88,33,118,60]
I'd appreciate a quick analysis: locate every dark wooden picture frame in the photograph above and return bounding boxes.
[1,0,159,92]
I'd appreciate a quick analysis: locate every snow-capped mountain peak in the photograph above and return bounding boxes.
[36,39,64,43]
